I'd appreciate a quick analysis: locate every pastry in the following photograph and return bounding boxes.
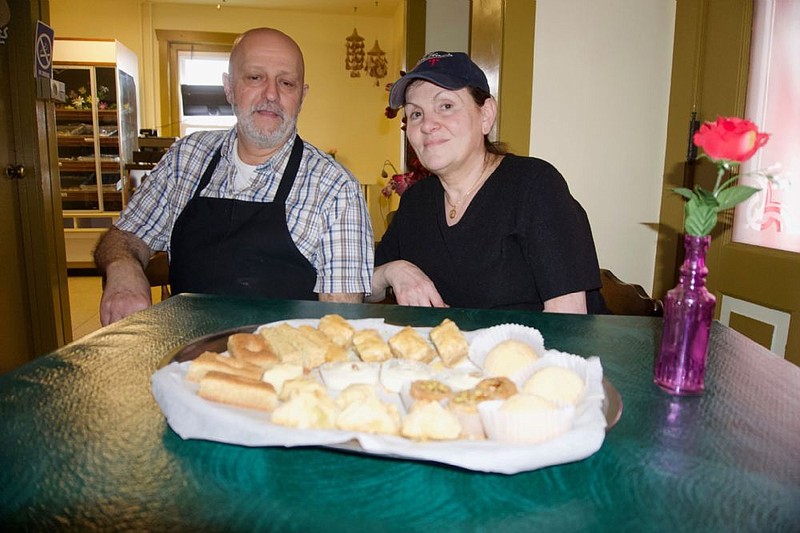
[483,339,539,377]
[352,328,392,362]
[401,400,461,441]
[198,371,278,412]
[186,351,264,382]
[429,318,469,367]
[379,359,434,393]
[278,377,327,401]
[226,333,279,368]
[409,379,453,403]
[388,327,435,363]
[298,325,350,362]
[270,390,338,430]
[317,314,355,348]
[259,323,326,370]
[336,395,401,435]
[480,393,575,444]
[260,363,304,394]
[475,376,518,400]
[447,388,487,440]
[434,368,483,391]
[335,383,377,409]
[523,366,585,405]
[319,360,380,390]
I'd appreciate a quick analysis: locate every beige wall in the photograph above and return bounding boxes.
[49,0,404,238]
[530,0,676,293]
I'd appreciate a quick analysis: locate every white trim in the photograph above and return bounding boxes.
[719,295,790,357]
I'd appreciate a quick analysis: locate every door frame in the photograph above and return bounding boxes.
[3,0,70,369]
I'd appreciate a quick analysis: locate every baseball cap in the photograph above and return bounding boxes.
[388,51,490,109]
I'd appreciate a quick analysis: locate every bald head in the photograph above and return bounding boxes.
[223,27,309,161]
[228,28,305,82]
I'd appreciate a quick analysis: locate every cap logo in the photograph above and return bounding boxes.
[416,51,453,66]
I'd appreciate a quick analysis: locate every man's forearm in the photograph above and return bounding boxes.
[94,227,153,273]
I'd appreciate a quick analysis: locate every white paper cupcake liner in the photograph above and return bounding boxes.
[479,398,576,444]
[468,323,546,377]
[379,359,435,393]
[513,351,604,407]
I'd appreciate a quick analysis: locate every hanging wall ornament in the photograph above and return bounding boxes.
[345,27,365,77]
[365,40,388,86]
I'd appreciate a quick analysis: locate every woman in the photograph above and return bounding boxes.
[370,51,604,314]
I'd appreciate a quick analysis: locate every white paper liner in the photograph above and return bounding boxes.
[468,323,546,375]
[479,399,576,444]
[151,318,608,475]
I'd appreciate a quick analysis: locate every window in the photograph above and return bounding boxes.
[178,50,236,136]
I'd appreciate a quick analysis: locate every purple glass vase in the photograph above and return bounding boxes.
[654,235,716,395]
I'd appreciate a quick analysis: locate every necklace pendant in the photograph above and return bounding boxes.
[449,208,456,219]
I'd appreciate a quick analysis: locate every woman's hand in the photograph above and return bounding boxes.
[371,260,448,307]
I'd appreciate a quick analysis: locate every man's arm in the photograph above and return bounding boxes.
[94,227,155,325]
[319,292,363,303]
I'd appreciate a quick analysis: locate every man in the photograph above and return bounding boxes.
[94,28,374,325]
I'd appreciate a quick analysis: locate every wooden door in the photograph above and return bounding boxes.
[0,0,71,375]
[654,0,799,363]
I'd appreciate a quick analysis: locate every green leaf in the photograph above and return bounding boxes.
[716,185,760,211]
[684,198,717,236]
[672,187,695,200]
[695,186,718,206]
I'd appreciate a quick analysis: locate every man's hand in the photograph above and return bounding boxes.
[99,259,153,325]
[94,227,155,325]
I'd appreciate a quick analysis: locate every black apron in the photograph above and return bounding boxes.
[168,135,317,300]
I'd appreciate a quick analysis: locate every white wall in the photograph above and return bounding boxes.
[426,0,470,53]
[530,0,676,292]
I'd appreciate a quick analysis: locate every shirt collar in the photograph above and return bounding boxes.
[223,128,298,173]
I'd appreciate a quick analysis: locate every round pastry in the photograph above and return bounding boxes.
[335,383,377,409]
[479,393,576,444]
[475,377,518,400]
[227,333,279,368]
[501,393,557,413]
[523,366,585,406]
[483,340,539,377]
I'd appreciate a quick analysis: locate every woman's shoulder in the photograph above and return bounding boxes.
[495,154,568,191]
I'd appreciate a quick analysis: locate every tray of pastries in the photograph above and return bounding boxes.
[151,316,621,474]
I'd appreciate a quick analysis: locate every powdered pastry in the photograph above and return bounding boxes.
[483,340,539,377]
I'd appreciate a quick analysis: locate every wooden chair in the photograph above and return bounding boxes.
[599,268,663,317]
[144,251,171,300]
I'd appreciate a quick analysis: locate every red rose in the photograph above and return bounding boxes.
[693,117,769,162]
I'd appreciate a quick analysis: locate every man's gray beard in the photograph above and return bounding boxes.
[235,103,297,149]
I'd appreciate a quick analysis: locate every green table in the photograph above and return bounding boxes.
[1,295,798,532]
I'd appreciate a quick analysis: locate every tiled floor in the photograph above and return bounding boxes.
[68,274,162,341]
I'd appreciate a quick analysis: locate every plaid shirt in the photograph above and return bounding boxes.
[116,128,373,294]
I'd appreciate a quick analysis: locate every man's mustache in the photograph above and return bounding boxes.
[250,103,285,119]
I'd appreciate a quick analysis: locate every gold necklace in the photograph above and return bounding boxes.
[443,162,491,220]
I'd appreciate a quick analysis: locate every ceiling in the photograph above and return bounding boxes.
[147,0,403,17]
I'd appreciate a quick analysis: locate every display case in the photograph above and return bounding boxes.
[53,39,139,267]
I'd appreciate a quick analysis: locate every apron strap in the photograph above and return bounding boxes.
[192,147,223,199]
[274,135,304,204]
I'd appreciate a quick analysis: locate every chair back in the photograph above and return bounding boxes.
[600,269,663,317]
[144,252,171,300]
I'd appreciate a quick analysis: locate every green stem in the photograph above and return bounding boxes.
[712,165,726,196]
